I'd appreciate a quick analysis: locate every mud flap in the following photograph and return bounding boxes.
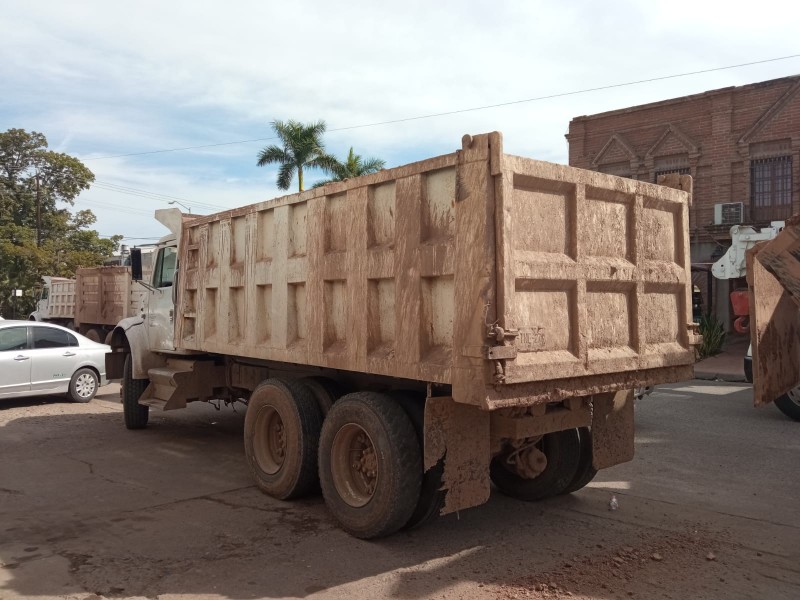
[591,390,635,470]
[424,396,491,515]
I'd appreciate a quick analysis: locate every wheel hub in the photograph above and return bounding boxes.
[332,424,379,507]
[75,373,96,398]
[253,406,286,475]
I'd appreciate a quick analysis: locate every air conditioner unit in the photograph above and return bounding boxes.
[714,202,744,226]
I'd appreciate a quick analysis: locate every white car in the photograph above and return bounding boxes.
[0,320,109,402]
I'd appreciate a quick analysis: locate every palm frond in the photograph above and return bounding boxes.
[276,162,294,190]
[307,152,341,176]
[359,157,385,174]
[257,145,289,167]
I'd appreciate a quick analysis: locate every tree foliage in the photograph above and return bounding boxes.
[0,128,120,317]
[256,120,339,192]
[312,147,385,188]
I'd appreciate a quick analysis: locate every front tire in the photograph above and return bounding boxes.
[319,392,422,539]
[122,354,149,429]
[68,367,98,403]
[244,378,323,500]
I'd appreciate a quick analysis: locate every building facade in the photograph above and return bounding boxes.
[567,75,800,264]
[567,75,800,328]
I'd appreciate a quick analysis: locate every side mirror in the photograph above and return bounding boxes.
[131,248,143,281]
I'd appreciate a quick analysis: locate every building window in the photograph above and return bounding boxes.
[750,155,792,221]
[598,161,632,179]
[654,167,690,182]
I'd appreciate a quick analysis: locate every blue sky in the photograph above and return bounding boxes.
[2,0,799,244]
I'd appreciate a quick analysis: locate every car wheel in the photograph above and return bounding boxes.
[775,387,800,421]
[68,367,98,403]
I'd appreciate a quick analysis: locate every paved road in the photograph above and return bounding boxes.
[1,381,798,600]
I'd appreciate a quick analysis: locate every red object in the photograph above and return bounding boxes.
[733,315,750,334]
[730,290,750,317]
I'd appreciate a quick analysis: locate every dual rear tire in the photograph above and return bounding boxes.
[244,383,431,538]
[244,380,596,537]
[490,426,596,501]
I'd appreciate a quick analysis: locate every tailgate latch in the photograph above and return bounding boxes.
[486,324,519,383]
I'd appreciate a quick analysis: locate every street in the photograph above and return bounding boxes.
[1,381,798,600]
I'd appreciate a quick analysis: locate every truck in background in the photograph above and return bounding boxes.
[31,250,155,343]
[747,216,800,421]
[107,132,699,538]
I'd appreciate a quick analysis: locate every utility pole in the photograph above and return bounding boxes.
[35,171,42,247]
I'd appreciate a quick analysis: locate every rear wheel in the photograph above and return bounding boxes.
[244,378,323,500]
[68,367,98,403]
[84,328,101,343]
[122,354,149,429]
[297,376,343,416]
[775,388,800,421]
[490,429,581,501]
[560,427,597,495]
[390,390,446,529]
[319,392,421,538]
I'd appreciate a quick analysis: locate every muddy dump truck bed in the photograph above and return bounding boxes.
[47,278,75,320]
[75,266,148,328]
[176,132,697,409]
[747,216,800,405]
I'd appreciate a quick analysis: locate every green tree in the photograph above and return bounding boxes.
[312,147,386,188]
[256,120,339,192]
[0,128,120,317]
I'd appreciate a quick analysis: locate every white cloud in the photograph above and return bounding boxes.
[3,0,800,240]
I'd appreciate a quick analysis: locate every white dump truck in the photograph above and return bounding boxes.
[106,132,699,538]
[32,254,154,343]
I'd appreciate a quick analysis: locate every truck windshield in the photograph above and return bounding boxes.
[153,247,177,288]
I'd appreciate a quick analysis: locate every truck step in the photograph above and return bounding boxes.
[137,359,225,411]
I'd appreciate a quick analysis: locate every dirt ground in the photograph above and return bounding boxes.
[1,381,798,600]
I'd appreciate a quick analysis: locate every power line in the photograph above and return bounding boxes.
[83,53,800,161]
[91,181,229,211]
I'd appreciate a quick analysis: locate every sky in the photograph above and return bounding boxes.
[2,0,799,246]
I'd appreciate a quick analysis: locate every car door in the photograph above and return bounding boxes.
[29,326,80,393]
[0,326,32,396]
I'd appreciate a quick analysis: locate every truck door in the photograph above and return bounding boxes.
[148,245,178,351]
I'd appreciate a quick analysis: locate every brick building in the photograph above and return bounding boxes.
[567,75,800,265]
[567,75,800,324]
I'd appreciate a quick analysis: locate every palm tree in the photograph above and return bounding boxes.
[257,120,338,192]
[312,147,386,188]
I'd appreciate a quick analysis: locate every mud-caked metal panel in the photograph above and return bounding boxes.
[174,140,496,391]
[747,221,800,406]
[499,157,694,385]
[75,266,132,327]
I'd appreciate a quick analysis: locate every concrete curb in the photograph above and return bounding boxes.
[694,369,748,383]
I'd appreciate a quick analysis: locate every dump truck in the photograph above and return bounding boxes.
[30,276,76,328]
[747,215,800,421]
[32,257,154,343]
[106,132,699,538]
